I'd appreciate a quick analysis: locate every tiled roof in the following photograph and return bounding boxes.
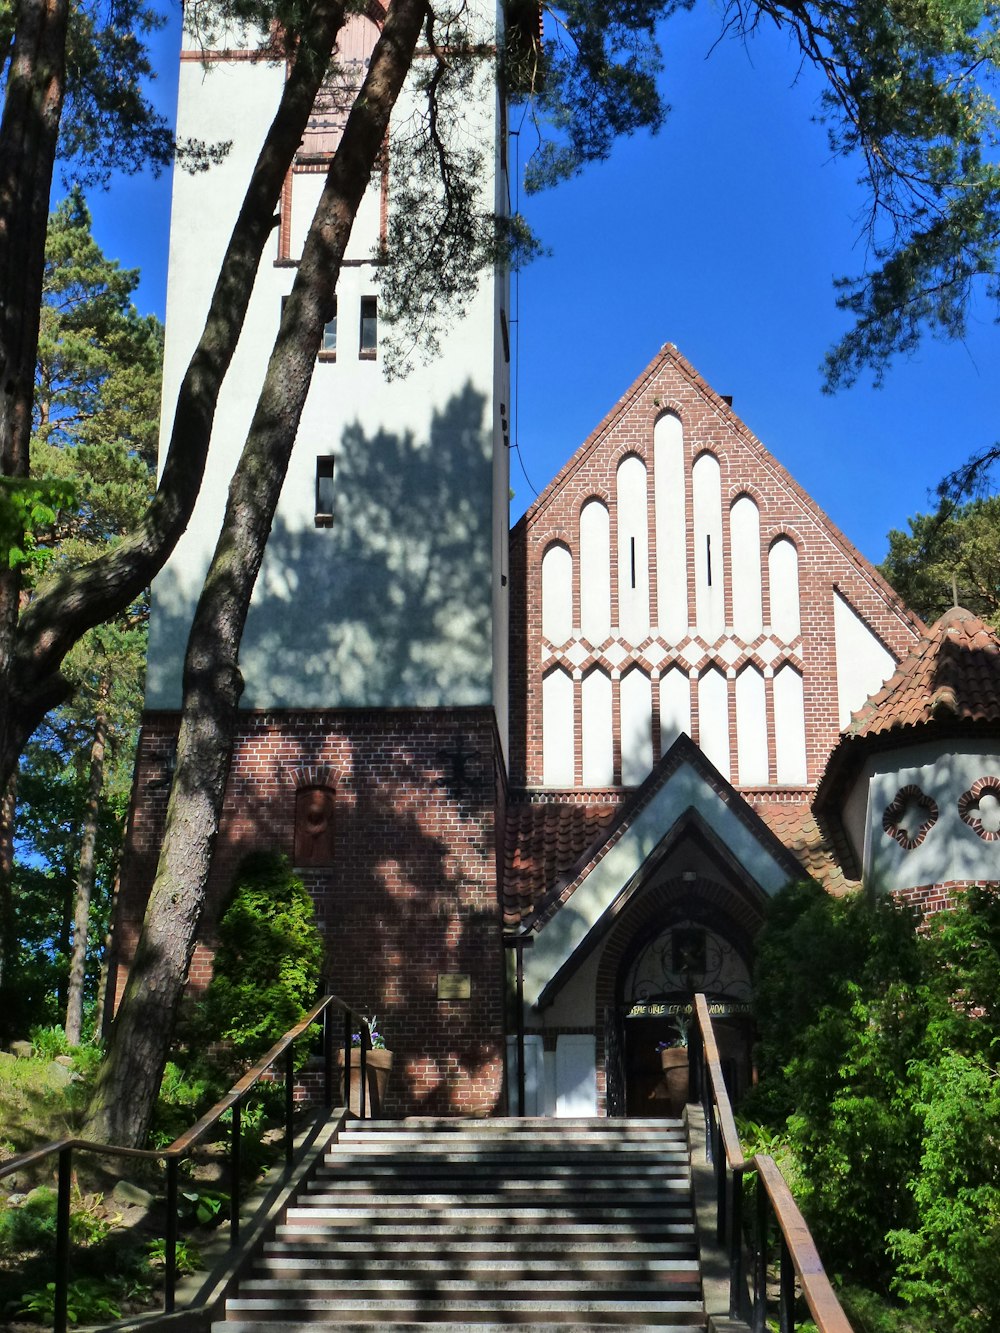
[503,798,621,929]
[815,607,1000,826]
[750,798,858,896]
[845,606,1000,738]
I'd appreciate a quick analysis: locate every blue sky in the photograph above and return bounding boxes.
[84,1,998,566]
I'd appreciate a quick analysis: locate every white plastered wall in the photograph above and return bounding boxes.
[833,590,896,728]
[841,739,1000,891]
[147,13,507,715]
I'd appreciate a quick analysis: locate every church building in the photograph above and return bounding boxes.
[111,3,1000,1118]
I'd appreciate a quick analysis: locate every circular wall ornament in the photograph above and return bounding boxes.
[882,785,939,851]
[958,778,1000,842]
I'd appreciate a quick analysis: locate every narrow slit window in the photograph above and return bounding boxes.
[630,536,637,589]
[315,456,335,527]
[320,297,337,358]
[359,296,377,358]
[706,534,713,587]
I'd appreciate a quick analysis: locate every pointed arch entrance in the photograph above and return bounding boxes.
[596,873,764,1117]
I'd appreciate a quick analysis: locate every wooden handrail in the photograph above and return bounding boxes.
[0,991,375,1333]
[694,993,745,1171]
[754,1155,854,1333]
[693,992,854,1333]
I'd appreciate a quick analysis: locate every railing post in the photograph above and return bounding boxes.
[779,1233,795,1333]
[54,1145,72,1333]
[730,1164,745,1320]
[714,1116,727,1246]
[343,1009,352,1111]
[165,1156,179,1313]
[323,1001,334,1108]
[285,1043,295,1168]
[359,1033,368,1119]
[752,1170,768,1333]
[230,1099,242,1245]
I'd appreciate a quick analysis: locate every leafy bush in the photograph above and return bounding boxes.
[195,852,324,1068]
[0,1187,58,1254]
[29,1025,72,1059]
[18,1277,121,1325]
[750,882,1000,1321]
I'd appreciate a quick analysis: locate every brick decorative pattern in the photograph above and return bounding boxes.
[508,345,922,793]
[957,777,1000,842]
[882,784,940,851]
[114,707,507,1116]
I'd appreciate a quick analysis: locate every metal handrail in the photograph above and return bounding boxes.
[0,992,375,1333]
[693,992,853,1333]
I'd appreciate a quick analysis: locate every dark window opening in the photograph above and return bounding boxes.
[360,296,377,358]
[316,456,335,527]
[706,534,713,587]
[294,785,336,865]
[630,536,637,589]
[320,298,337,359]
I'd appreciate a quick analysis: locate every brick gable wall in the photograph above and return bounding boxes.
[509,346,922,792]
[114,707,506,1116]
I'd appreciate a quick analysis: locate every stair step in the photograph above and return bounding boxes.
[223,1324,706,1331]
[257,1258,699,1276]
[220,1117,706,1330]
[224,1296,706,1319]
[241,1280,701,1298]
[276,1221,698,1240]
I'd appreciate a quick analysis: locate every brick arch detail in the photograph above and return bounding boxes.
[591,874,767,1109]
[728,483,764,508]
[284,762,341,790]
[577,488,612,514]
[767,526,805,552]
[611,442,650,470]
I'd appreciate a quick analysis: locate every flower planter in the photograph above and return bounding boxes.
[659,1047,690,1114]
[334,1048,393,1117]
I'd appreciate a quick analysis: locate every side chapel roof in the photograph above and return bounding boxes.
[815,606,1000,820]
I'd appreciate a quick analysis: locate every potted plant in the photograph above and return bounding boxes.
[656,1015,690,1113]
[336,1015,393,1116]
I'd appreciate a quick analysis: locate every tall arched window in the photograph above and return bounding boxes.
[768,537,801,642]
[692,453,725,643]
[730,494,763,642]
[654,413,686,643]
[541,543,573,647]
[542,667,575,786]
[620,668,653,786]
[616,456,650,645]
[773,664,808,784]
[581,668,613,786]
[735,665,768,786]
[698,667,730,781]
[580,499,611,646]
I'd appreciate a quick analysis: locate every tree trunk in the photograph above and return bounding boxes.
[83,0,430,1148]
[0,0,349,790]
[65,695,107,1045]
[0,0,69,812]
[0,774,16,1043]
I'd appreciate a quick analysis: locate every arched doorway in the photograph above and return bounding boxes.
[614,912,754,1116]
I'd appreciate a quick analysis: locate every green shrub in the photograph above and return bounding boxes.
[29,1025,72,1059]
[195,852,324,1069]
[18,1277,121,1325]
[0,1187,58,1254]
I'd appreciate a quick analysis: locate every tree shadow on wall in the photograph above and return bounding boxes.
[246,380,495,708]
[130,383,506,1114]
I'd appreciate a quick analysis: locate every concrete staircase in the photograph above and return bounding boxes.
[217,1116,707,1331]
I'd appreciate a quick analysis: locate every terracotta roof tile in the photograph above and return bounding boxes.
[503,798,621,929]
[750,799,858,896]
[847,606,1000,739]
